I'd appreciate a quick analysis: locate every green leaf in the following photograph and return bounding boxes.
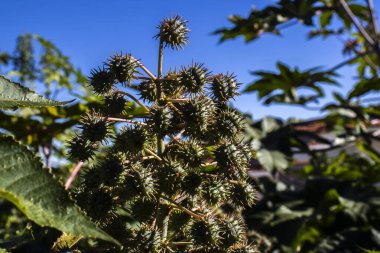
[348,78,380,99]
[0,75,73,109]
[257,149,289,171]
[0,135,120,246]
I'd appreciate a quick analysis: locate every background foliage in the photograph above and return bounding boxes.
[216,0,380,252]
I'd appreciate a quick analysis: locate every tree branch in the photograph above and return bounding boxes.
[367,0,379,34]
[338,0,375,45]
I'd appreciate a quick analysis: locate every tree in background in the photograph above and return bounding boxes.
[216,0,380,252]
[0,34,105,252]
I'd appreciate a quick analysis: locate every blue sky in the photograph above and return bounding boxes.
[0,0,363,120]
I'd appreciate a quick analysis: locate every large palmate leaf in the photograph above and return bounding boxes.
[244,63,338,105]
[0,75,73,109]
[214,0,321,42]
[0,135,120,246]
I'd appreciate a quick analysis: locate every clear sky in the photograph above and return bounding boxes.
[0,0,363,120]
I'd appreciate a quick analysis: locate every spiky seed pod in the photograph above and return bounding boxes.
[103,217,135,246]
[117,163,156,200]
[180,63,210,94]
[157,160,184,195]
[219,216,246,248]
[169,210,191,232]
[213,109,246,140]
[201,179,228,206]
[83,155,124,189]
[228,181,257,207]
[210,73,240,103]
[79,111,109,143]
[88,67,115,94]
[148,105,171,134]
[214,143,248,174]
[132,225,162,253]
[187,218,221,248]
[129,198,157,223]
[162,70,182,96]
[138,79,157,102]
[102,92,127,115]
[67,135,97,161]
[156,15,189,50]
[182,170,203,196]
[177,96,215,137]
[75,187,115,220]
[177,141,205,167]
[106,53,138,84]
[114,125,150,154]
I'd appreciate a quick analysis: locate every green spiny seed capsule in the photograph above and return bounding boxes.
[157,160,184,195]
[162,70,182,96]
[88,67,115,94]
[210,73,240,103]
[67,135,97,161]
[169,210,191,232]
[129,198,156,222]
[94,154,124,186]
[219,216,246,247]
[114,125,149,154]
[180,63,210,94]
[182,170,203,196]
[177,140,205,167]
[117,163,156,200]
[214,143,247,173]
[138,79,157,102]
[201,179,227,206]
[214,109,246,140]
[156,15,189,50]
[79,111,109,143]
[83,155,124,188]
[187,218,221,248]
[103,92,127,115]
[75,187,115,220]
[106,53,138,84]
[228,181,257,207]
[178,96,215,137]
[132,225,162,253]
[148,105,171,134]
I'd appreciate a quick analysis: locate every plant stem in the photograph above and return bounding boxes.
[338,0,375,45]
[64,161,84,190]
[104,117,147,126]
[156,38,165,156]
[329,50,372,72]
[161,195,205,220]
[144,148,162,161]
[115,90,150,112]
[367,0,379,34]
[131,57,157,80]
[166,98,190,103]
[169,242,193,246]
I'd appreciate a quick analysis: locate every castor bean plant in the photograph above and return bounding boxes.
[67,16,258,253]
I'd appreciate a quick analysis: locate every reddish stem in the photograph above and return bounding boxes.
[64,161,84,190]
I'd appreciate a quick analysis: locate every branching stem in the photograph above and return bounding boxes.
[64,161,84,190]
[104,117,147,126]
[115,90,150,112]
[338,0,375,45]
[144,148,162,161]
[131,57,157,80]
[161,195,205,220]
